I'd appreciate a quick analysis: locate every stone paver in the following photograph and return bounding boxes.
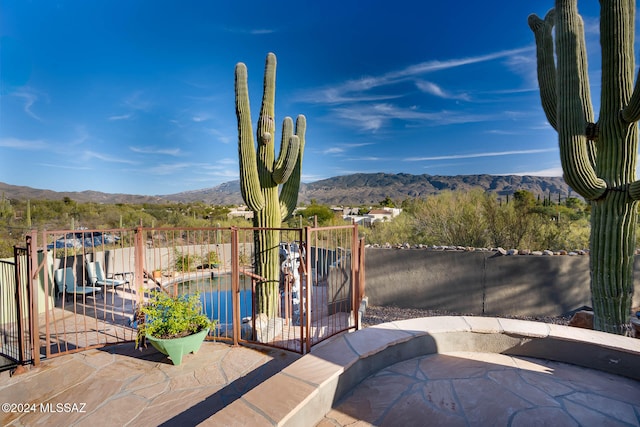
[0,342,300,426]
[321,351,640,427]
[2,317,640,426]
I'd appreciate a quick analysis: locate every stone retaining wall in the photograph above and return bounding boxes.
[209,316,640,426]
[364,247,640,317]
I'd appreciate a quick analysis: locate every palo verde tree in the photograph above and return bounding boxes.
[529,0,640,334]
[234,53,306,317]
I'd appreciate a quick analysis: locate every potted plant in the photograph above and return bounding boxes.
[135,290,214,365]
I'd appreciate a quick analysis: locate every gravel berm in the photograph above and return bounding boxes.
[361,305,571,328]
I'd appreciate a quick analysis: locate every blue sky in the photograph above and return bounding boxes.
[0,1,606,196]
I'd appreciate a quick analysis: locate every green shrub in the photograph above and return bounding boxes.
[174,249,196,272]
[203,250,220,267]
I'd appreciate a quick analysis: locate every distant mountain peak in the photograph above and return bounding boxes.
[0,173,572,206]
[162,173,572,205]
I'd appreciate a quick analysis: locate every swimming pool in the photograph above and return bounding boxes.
[171,274,253,324]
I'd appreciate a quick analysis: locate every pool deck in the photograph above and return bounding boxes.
[1,341,301,426]
[2,317,640,426]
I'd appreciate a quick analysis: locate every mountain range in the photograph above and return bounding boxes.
[0,173,574,206]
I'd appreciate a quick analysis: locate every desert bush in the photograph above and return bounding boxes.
[363,190,594,251]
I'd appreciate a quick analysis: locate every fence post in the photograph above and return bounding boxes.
[359,236,365,306]
[304,226,312,353]
[134,227,144,306]
[13,246,26,365]
[231,227,240,346]
[351,225,359,329]
[298,227,306,354]
[28,232,40,366]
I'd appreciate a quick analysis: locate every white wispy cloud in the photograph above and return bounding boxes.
[250,29,275,35]
[503,54,539,89]
[405,148,557,162]
[129,146,183,156]
[71,126,90,145]
[346,156,384,161]
[12,89,43,121]
[40,163,92,171]
[192,115,209,122]
[146,162,239,179]
[485,129,521,135]
[108,113,133,121]
[321,142,375,155]
[333,103,490,132]
[206,128,234,144]
[202,168,239,178]
[224,26,276,35]
[215,158,237,165]
[323,147,344,154]
[415,80,470,101]
[200,160,240,179]
[301,173,326,182]
[529,121,556,131]
[146,162,194,175]
[304,89,402,104]
[148,162,234,176]
[387,47,534,80]
[123,91,152,111]
[0,137,47,150]
[84,150,138,164]
[303,46,534,105]
[301,46,533,133]
[498,166,563,177]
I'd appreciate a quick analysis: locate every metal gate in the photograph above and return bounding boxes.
[21,225,364,364]
[0,245,33,372]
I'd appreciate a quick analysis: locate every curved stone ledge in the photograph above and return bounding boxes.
[208,317,640,427]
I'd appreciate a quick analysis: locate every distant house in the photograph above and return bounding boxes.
[365,207,401,223]
[343,215,367,226]
[343,207,402,227]
[331,206,359,216]
[227,206,254,220]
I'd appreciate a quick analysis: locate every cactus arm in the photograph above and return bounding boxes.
[599,0,637,187]
[554,0,607,200]
[235,62,265,212]
[528,10,558,131]
[257,53,277,150]
[628,181,640,200]
[256,53,278,193]
[279,115,306,221]
[621,67,640,122]
[604,0,639,199]
[273,117,300,184]
[619,0,640,124]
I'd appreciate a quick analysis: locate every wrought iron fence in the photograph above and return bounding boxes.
[22,225,363,363]
[0,246,32,371]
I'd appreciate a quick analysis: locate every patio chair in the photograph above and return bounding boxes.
[86,261,131,302]
[86,261,129,288]
[54,267,102,303]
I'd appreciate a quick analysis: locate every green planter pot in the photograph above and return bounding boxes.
[146,328,209,366]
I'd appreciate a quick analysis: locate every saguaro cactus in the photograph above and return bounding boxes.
[234,53,306,317]
[529,0,640,334]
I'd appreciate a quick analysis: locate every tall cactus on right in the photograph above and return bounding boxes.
[529,0,640,334]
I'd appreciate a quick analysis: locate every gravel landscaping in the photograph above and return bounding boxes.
[361,304,572,328]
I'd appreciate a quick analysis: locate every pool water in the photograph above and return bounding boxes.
[174,274,253,323]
